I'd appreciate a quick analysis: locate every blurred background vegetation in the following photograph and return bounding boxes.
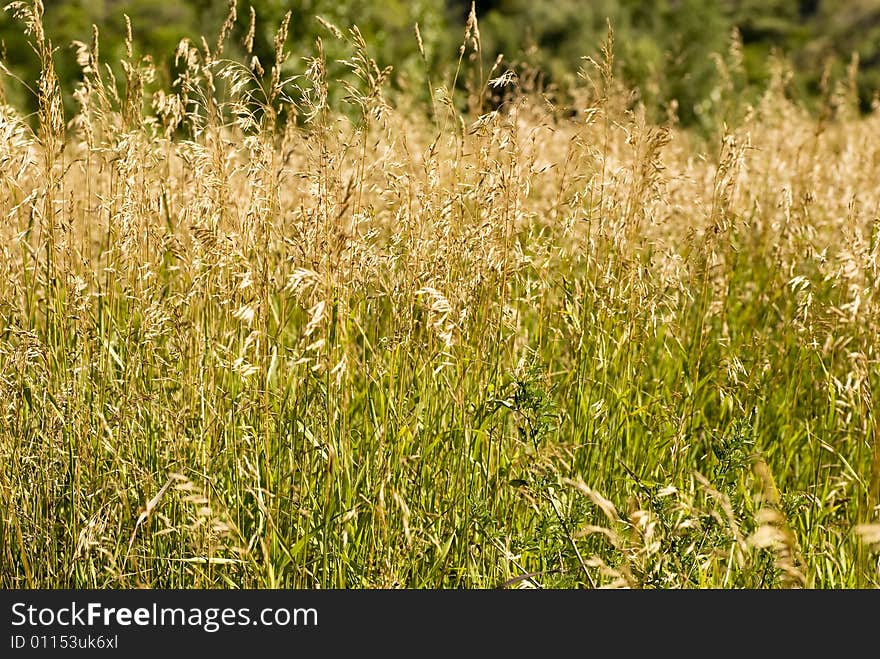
[1,0,879,128]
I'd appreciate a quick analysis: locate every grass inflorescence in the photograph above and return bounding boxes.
[1,3,879,588]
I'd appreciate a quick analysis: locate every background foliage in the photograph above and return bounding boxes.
[2,1,880,127]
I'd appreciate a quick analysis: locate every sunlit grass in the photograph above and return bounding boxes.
[1,3,879,588]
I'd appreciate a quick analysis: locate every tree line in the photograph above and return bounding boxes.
[1,1,878,127]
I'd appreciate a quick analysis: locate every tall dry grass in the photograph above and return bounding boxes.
[1,3,879,587]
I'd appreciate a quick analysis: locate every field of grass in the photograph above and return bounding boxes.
[2,5,880,588]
